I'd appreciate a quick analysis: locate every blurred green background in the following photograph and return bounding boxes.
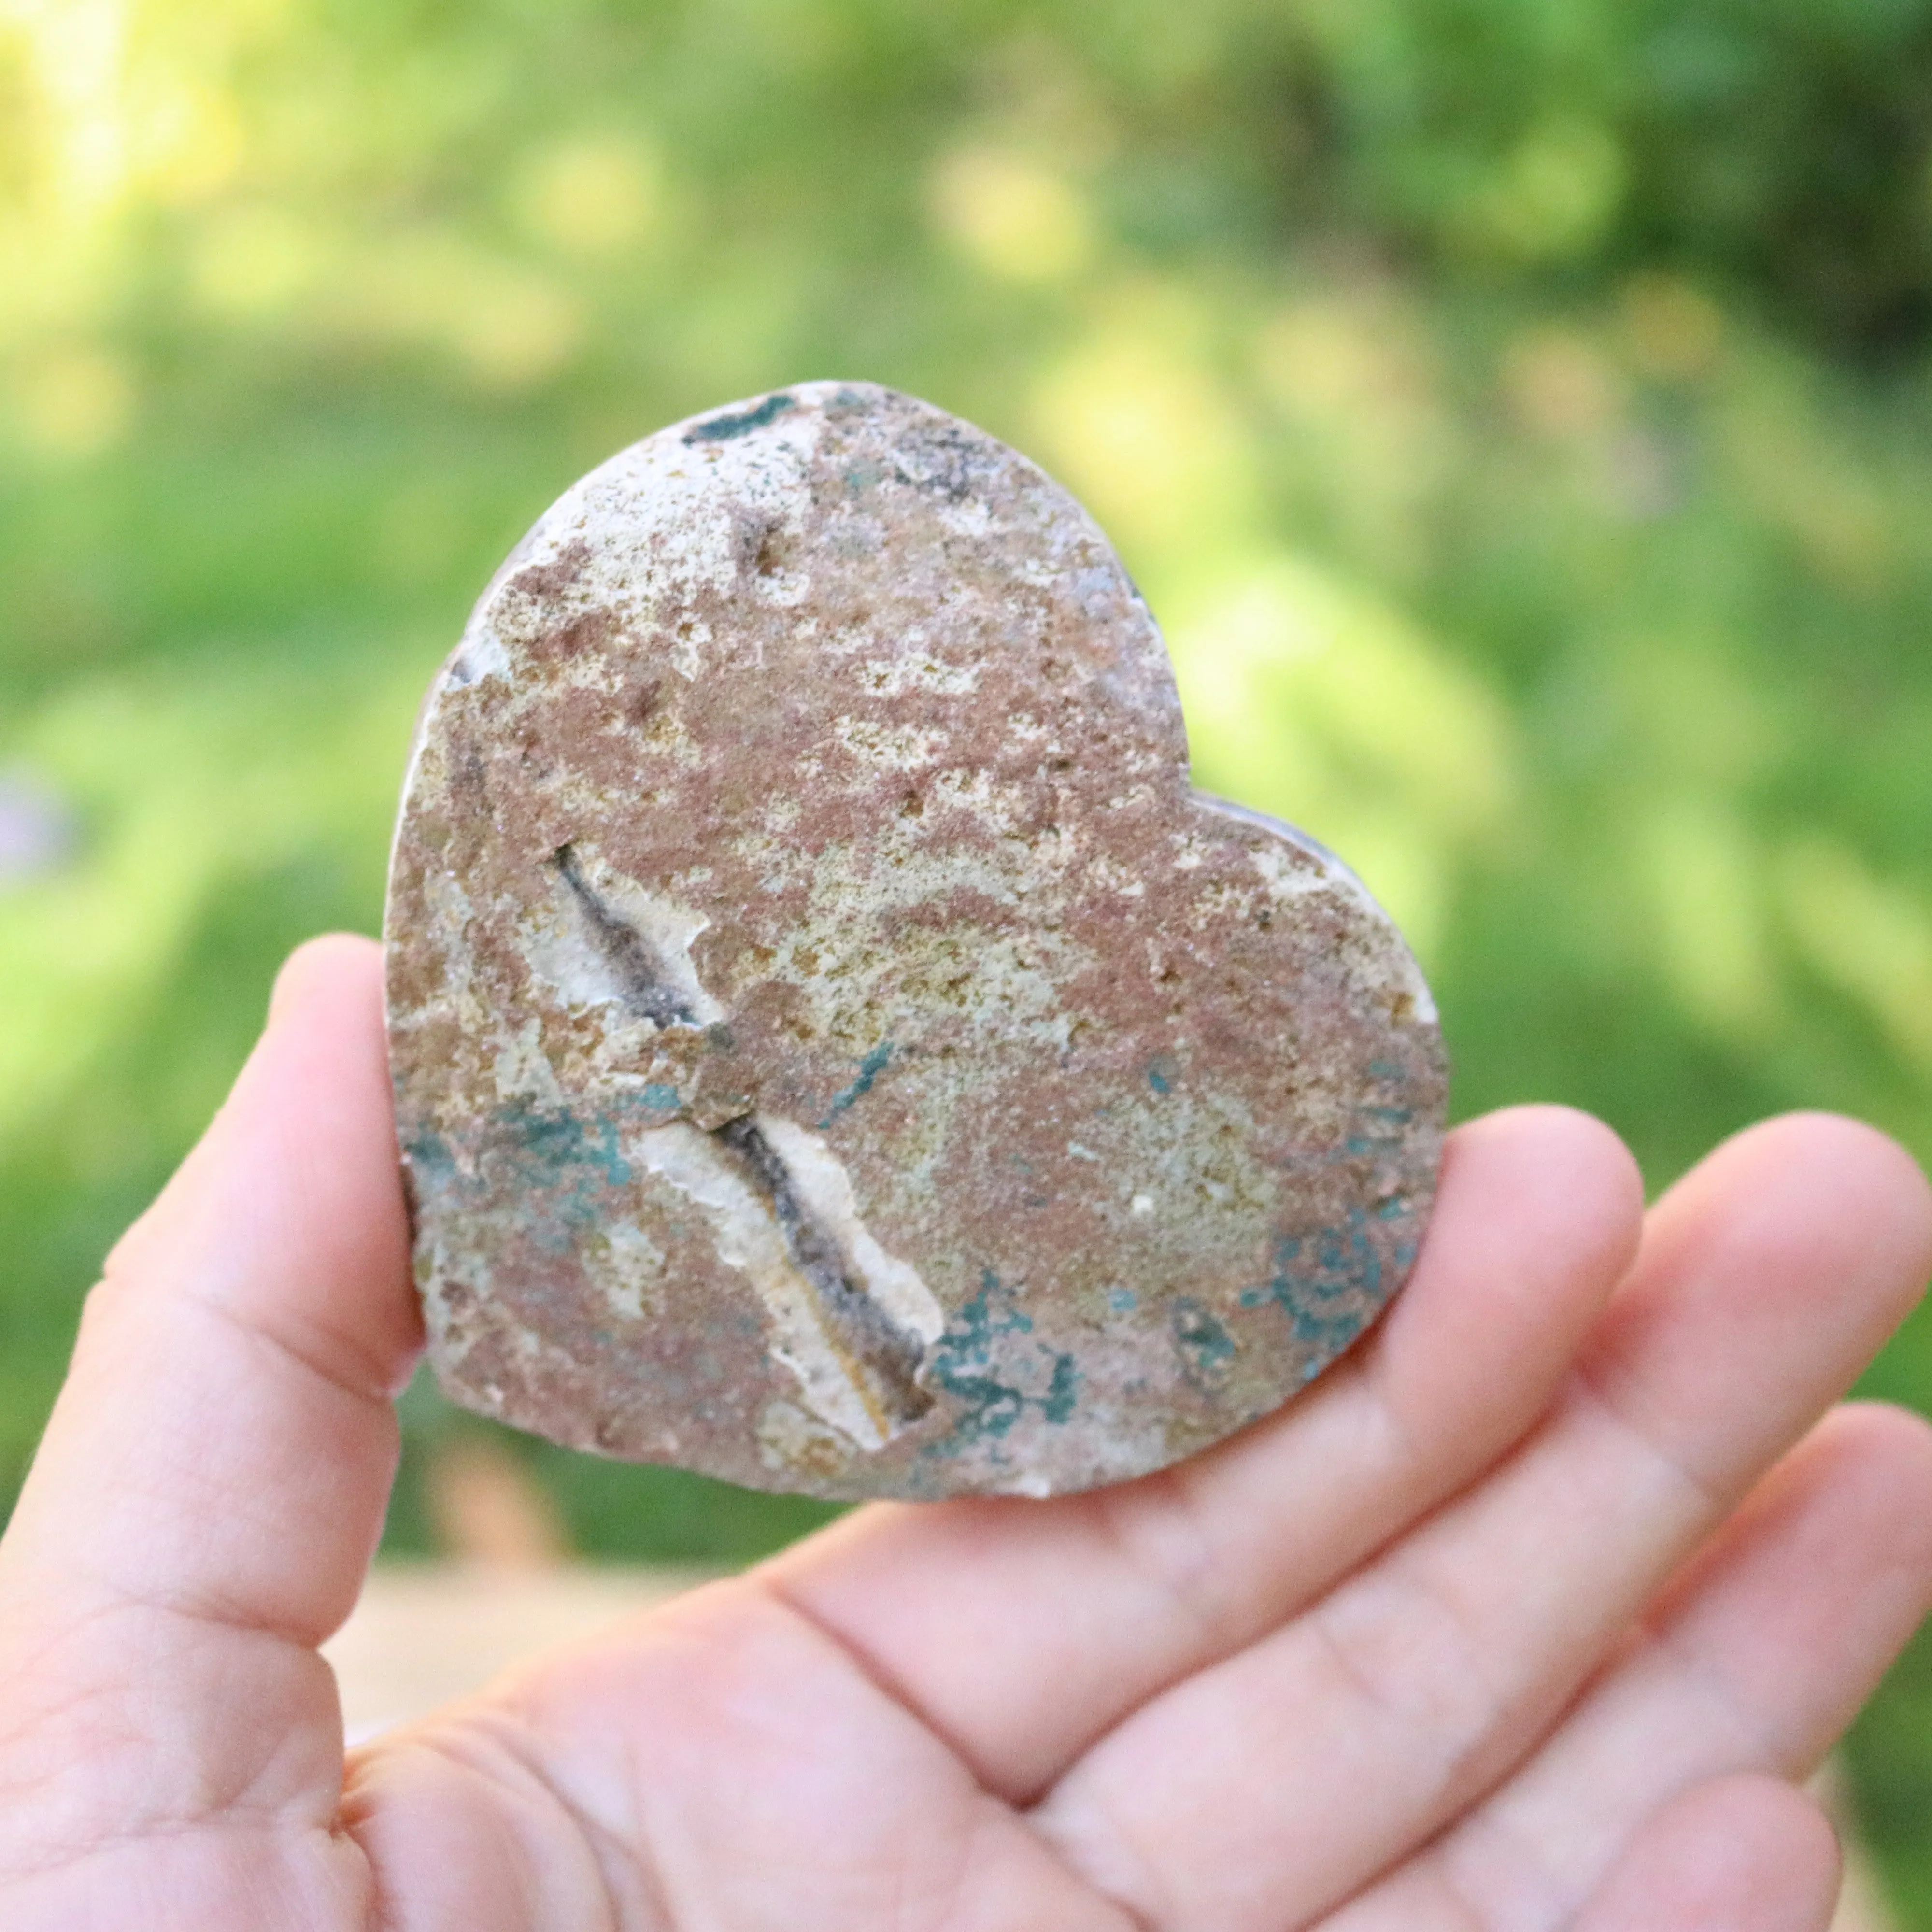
[3,0,1932,1910]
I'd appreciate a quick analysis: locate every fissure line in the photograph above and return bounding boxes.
[710,1114,935,1432]
[553,843,701,1027]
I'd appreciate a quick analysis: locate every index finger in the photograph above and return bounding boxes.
[761,1104,1644,1799]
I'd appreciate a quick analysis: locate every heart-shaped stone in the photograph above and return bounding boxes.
[385,383,1446,1500]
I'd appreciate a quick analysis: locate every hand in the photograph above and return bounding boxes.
[1,936,1929,1932]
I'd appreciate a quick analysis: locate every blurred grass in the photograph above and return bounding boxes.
[3,0,1932,1911]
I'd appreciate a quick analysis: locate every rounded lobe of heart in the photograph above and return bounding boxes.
[384,382,1446,1500]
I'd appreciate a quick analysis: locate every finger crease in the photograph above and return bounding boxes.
[373,1714,641,1931]
[172,1276,398,1415]
[1561,1365,1729,1525]
[1086,1465,1239,1654]
[747,1575,1132,1924]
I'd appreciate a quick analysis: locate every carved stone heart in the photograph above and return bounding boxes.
[384,383,1446,1500]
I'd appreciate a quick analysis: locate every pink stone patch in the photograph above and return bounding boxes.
[384,382,1446,1500]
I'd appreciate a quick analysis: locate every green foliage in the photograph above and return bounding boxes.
[2,0,1931,1909]
[1276,0,1932,345]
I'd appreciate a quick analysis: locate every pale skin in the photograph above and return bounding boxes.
[1,939,1931,1931]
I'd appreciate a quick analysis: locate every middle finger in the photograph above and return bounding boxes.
[1030,1114,1930,1932]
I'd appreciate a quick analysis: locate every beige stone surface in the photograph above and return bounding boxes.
[385,381,1447,1498]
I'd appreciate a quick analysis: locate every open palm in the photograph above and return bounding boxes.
[1,936,1929,1932]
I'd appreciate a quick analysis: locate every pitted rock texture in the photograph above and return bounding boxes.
[384,382,1447,1500]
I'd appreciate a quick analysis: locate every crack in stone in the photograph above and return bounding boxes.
[710,1114,935,1430]
[552,843,701,1028]
[536,840,938,1443]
